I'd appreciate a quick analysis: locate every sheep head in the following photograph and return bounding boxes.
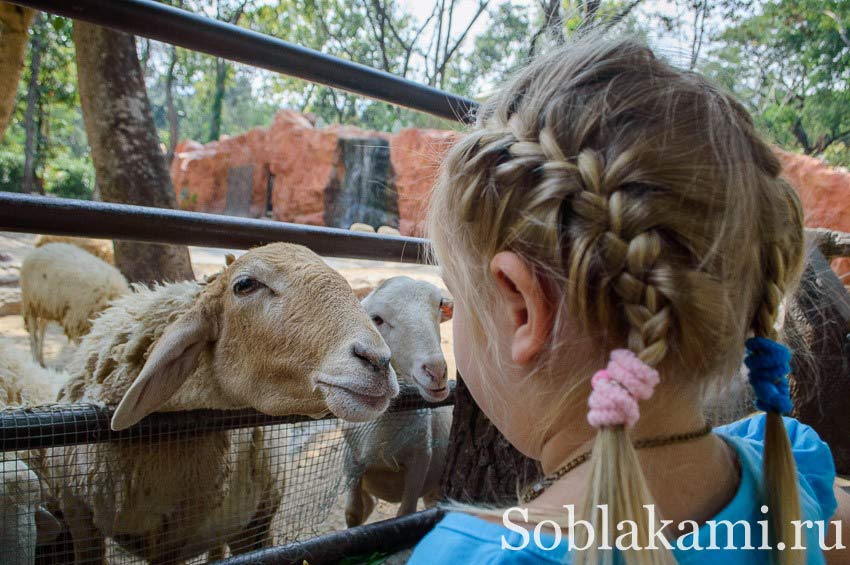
[361,277,453,402]
[110,243,398,430]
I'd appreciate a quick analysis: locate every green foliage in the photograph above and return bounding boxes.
[4,0,850,198]
[43,156,93,200]
[708,0,850,166]
[0,151,24,193]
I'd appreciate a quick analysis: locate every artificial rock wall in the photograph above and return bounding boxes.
[171,111,850,278]
[170,110,458,237]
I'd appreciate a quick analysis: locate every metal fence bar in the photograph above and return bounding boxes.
[0,383,455,452]
[218,508,444,565]
[8,0,478,124]
[0,192,428,263]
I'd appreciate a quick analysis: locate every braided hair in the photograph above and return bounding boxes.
[428,34,805,565]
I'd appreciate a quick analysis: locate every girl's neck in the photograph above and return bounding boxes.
[538,386,708,474]
[530,390,740,526]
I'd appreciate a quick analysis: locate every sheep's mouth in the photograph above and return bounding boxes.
[320,382,389,407]
[314,377,393,421]
[410,375,450,402]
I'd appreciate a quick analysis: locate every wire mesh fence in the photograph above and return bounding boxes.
[0,385,453,564]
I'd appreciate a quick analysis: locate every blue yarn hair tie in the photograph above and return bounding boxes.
[744,337,793,415]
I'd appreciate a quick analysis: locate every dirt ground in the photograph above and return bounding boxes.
[0,232,453,558]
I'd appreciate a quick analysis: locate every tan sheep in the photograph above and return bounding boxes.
[53,242,399,563]
[0,340,65,564]
[21,243,129,366]
[34,235,114,265]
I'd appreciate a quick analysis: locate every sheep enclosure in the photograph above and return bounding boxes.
[0,233,457,563]
[0,390,454,563]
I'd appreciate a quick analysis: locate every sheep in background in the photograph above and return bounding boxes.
[21,243,129,366]
[53,243,398,563]
[0,340,66,565]
[343,277,454,526]
[34,235,114,265]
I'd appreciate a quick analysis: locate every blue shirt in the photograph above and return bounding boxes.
[410,415,838,564]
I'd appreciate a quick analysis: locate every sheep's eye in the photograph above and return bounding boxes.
[233,277,261,296]
[372,315,384,326]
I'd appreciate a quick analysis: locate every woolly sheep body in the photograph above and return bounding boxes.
[21,243,129,366]
[34,234,114,265]
[54,282,279,561]
[53,243,397,563]
[0,340,65,565]
[343,277,453,525]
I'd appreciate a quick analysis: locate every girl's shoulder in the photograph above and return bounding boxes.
[409,415,837,564]
[715,413,837,522]
[409,511,568,564]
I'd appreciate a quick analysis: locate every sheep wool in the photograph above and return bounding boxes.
[34,234,114,265]
[51,243,398,563]
[21,242,129,365]
[0,340,66,565]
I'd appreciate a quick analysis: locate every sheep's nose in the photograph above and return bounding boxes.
[352,343,391,372]
[422,358,447,383]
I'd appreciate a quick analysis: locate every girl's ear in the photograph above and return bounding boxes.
[110,298,220,431]
[489,252,554,365]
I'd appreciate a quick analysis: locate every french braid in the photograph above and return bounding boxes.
[427,33,805,565]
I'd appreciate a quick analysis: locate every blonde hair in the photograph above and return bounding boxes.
[428,35,805,564]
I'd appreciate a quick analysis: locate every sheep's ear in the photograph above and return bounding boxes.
[225,253,236,266]
[439,297,454,323]
[353,286,374,301]
[111,305,218,431]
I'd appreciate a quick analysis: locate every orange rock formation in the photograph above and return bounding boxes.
[171,111,850,280]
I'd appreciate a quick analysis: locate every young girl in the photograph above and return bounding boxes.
[410,35,850,564]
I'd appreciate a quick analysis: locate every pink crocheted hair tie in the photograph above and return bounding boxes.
[587,349,660,429]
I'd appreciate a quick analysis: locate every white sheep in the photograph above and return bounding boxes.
[343,277,454,526]
[52,242,398,563]
[0,340,65,565]
[34,234,115,265]
[21,242,129,366]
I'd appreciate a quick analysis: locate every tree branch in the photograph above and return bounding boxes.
[791,118,813,154]
[825,9,850,49]
[600,0,643,33]
[363,0,391,71]
[435,0,490,83]
[528,0,562,57]
[807,228,850,260]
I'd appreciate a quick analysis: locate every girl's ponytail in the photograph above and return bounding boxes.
[579,350,672,565]
[749,240,804,565]
[570,150,676,565]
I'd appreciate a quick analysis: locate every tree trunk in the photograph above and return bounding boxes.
[0,3,36,141]
[22,13,43,195]
[208,58,227,142]
[786,249,850,475]
[165,45,179,163]
[73,21,194,284]
[440,376,542,505]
